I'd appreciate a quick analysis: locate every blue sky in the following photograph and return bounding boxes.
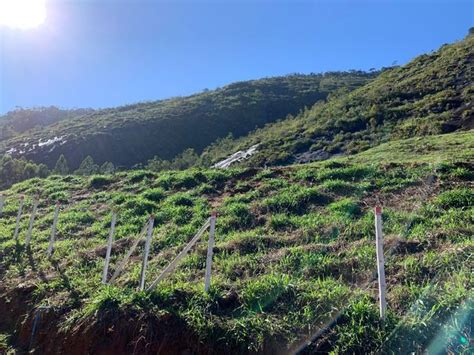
[0,0,472,114]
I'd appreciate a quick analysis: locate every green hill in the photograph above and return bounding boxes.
[0,106,94,141]
[0,131,472,353]
[201,35,474,167]
[0,73,374,169]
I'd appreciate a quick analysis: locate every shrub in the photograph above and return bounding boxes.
[165,192,194,207]
[142,188,166,202]
[89,175,114,188]
[123,197,158,215]
[128,170,156,183]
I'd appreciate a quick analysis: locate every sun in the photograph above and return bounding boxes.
[0,0,46,29]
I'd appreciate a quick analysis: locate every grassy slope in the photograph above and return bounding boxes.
[201,35,474,167]
[0,131,473,353]
[0,73,374,169]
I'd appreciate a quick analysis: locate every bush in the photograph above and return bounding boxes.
[165,192,194,207]
[123,197,158,215]
[142,188,166,202]
[89,175,114,188]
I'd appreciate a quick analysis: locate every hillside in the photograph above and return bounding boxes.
[0,73,375,169]
[1,130,472,353]
[0,107,94,141]
[201,35,474,167]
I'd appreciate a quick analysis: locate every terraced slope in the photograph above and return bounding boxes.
[0,73,374,169]
[201,35,474,167]
[0,130,472,353]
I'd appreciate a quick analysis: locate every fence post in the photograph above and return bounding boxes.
[204,212,217,293]
[102,211,117,284]
[13,196,25,241]
[147,218,211,291]
[109,218,150,284]
[375,205,387,320]
[0,195,5,218]
[139,216,155,291]
[25,196,39,248]
[47,203,60,256]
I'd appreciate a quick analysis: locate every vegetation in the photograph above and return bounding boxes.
[0,131,472,353]
[0,155,49,190]
[201,35,474,167]
[0,73,376,169]
[0,106,93,141]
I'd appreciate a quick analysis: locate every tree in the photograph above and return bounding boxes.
[99,161,115,174]
[171,148,199,170]
[0,155,50,189]
[53,154,69,175]
[74,156,99,175]
[147,156,172,172]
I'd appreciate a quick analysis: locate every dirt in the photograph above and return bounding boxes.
[0,284,230,355]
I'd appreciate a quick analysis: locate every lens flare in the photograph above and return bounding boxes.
[0,0,46,29]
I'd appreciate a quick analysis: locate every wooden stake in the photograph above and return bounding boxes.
[147,218,211,291]
[102,211,117,284]
[47,203,60,256]
[139,216,155,291]
[13,196,25,241]
[375,205,387,320]
[204,212,217,293]
[25,196,39,248]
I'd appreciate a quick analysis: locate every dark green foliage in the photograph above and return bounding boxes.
[122,196,158,215]
[88,175,114,189]
[262,185,330,214]
[99,162,115,174]
[435,188,474,209]
[203,36,474,167]
[328,198,361,219]
[0,106,93,141]
[142,188,166,202]
[241,274,290,312]
[0,155,49,189]
[53,154,69,175]
[74,156,99,176]
[147,148,200,172]
[128,170,156,183]
[0,73,375,169]
[165,192,194,207]
[220,202,254,231]
[331,296,397,353]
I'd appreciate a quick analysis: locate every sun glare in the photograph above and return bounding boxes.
[0,0,46,29]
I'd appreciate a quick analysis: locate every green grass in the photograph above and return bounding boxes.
[0,133,472,353]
